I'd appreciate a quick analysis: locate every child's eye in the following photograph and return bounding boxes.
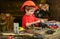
[31,11,33,12]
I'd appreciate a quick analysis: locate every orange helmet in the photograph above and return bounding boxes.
[21,1,38,11]
[27,0,31,1]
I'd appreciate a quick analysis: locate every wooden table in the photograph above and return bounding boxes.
[44,28,60,39]
[2,27,60,39]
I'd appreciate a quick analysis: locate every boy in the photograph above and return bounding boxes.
[21,1,44,28]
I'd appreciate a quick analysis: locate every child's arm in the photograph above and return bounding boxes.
[26,19,44,27]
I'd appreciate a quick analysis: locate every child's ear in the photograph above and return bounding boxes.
[25,9,28,12]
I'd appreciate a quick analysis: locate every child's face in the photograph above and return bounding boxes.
[25,6,35,15]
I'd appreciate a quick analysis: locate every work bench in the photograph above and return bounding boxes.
[1,27,60,39]
[1,21,60,39]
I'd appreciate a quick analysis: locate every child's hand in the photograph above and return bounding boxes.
[40,19,45,23]
[38,19,45,23]
[36,20,40,23]
[26,23,32,27]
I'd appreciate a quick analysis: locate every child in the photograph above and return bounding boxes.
[21,1,44,28]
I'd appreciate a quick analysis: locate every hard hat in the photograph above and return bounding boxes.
[21,1,38,11]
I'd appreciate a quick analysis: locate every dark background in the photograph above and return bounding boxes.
[1,0,60,21]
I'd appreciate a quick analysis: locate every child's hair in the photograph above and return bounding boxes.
[24,5,35,12]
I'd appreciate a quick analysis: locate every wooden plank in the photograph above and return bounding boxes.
[2,33,33,36]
